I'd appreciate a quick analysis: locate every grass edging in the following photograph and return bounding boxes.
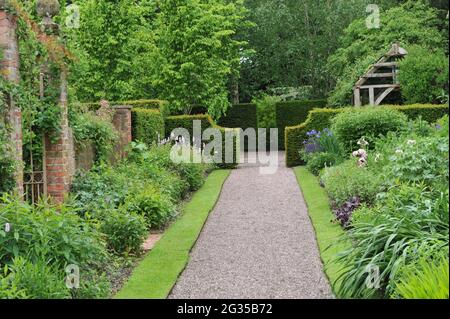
[294,167,348,298]
[114,169,231,299]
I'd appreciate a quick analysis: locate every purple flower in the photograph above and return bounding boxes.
[436,124,442,130]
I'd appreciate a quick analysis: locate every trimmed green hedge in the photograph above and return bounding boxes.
[218,103,257,130]
[165,115,240,169]
[131,108,165,145]
[285,104,449,167]
[276,99,328,150]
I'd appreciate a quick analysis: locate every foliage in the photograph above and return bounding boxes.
[398,45,449,104]
[0,125,15,194]
[69,108,118,162]
[0,195,107,269]
[100,210,147,256]
[131,108,165,146]
[328,116,449,299]
[380,134,449,186]
[253,94,280,129]
[67,0,159,101]
[115,170,231,299]
[331,108,408,153]
[122,185,176,230]
[320,160,382,207]
[70,164,132,216]
[151,0,249,119]
[305,152,341,176]
[218,103,258,131]
[268,86,313,102]
[334,190,448,298]
[392,256,449,299]
[239,0,384,102]
[276,99,328,148]
[301,128,344,160]
[165,114,240,169]
[3,257,71,299]
[327,0,447,106]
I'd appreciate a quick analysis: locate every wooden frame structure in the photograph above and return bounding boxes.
[354,42,408,106]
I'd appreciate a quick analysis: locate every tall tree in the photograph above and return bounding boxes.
[151,0,248,119]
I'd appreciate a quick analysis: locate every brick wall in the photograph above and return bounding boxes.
[44,73,71,204]
[0,10,23,196]
[111,105,132,163]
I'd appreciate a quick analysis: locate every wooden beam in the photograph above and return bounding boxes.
[363,73,395,78]
[375,87,396,105]
[359,84,400,89]
[374,62,397,67]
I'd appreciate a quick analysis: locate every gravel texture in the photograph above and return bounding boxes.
[169,152,333,299]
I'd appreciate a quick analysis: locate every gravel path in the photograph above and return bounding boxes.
[169,152,333,299]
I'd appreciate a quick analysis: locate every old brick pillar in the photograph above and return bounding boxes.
[38,0,72,204]
[112,105,132,162]
[0,5,24,196]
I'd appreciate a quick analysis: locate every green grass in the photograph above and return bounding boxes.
[114,169,231,299]
[294,167,349,298]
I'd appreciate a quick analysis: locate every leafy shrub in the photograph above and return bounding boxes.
[100,210,147,256]
[306,153,340,176]
[131,108,165,146]
[392,257,449,299]
[70,164,132,216]
[301,128,344,159]
[380,134,449,186]
[331,108,408,153]
[122,185,176,229]
[334,182,449,298]
[0,127,15,194]
[399,45,449,104]
[320,160,382,207]
[0,195,107,269]
[285,104,448,167]
[253,94,280,129]
[69,111,118,162]
[4,257,71,299]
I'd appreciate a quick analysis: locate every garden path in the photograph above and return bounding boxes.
[169,152,333,299]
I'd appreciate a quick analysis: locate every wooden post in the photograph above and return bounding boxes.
[0,4,24,196]
[354,87,361,107]
[368,87,375,106]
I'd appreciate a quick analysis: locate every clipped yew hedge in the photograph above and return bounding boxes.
[285,104,449,167]
[218,103,258,130]
[131,108,165,145]
[165,114,240,169]
[275,99,328,149]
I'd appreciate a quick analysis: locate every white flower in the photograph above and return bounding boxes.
[357,138,369,148]
[5,223,11,233]
[407,140,416,146]
[374,153,381,162]
[395,149,403,154]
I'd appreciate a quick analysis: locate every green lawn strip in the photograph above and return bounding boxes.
[114,169,231,299]
[294,167,349,298]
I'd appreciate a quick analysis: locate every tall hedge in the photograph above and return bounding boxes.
[285,104,449,167]
[275,99,328,149]
[131,108,165,145]
[218,103,257,130]
[165,114,240,169]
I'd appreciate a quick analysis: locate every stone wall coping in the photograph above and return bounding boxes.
[112,105,132,110]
